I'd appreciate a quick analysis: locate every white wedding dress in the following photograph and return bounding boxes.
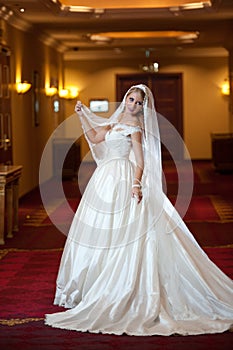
[45,122,233,336]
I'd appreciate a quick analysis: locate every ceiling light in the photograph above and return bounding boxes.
[140,62,159,73]
[59,1,211,10]
[68,6,92,12]
[169,7,180,12]
[94,9,104,14]
[0,5,14,20]
[91,31,198,40]
[89,34,112,44]
[20,8,25,13]
[178,32,199,40]
[181,2,211,10]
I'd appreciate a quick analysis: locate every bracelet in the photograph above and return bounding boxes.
[133,179,142,187]
[132,184,141,189]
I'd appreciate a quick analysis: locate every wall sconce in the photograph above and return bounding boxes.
[16,81,32,94]
[221,79,230,96]
[69,87,79,99]
[45,86,58,97]
[58,87,79,99]
[58,88,69,98]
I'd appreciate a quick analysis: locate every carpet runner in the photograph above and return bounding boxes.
[0,247,232,327]
[22,195,233,228]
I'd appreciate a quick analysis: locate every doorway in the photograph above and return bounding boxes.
[116,73,183,161]
[0,46,12,165]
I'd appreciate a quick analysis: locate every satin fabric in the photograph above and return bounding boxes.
[45,124,233,336]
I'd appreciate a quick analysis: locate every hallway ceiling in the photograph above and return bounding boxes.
[2,0,233,60]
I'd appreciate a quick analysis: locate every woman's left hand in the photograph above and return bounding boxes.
[131,187,143,204]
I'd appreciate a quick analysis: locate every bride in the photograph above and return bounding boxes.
[45,84,233,336]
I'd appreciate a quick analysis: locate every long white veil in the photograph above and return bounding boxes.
[68,83,201,251]
[79,84,162,190]
[69,84,173,249]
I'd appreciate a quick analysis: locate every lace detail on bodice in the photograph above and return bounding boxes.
[111,123,142,136]
[104,123,141,160]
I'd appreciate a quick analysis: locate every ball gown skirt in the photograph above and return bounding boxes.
[45,127,233,336]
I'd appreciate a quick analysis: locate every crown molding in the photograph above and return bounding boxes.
[8,14,32,32]
[64,46,228,61]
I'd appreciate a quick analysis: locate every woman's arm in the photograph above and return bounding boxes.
[75,101,110,144]
[87,125,110,144]
[131,131,144,203]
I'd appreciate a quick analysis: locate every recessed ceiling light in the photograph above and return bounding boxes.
[68,6,92,12]
[89,34,112,42]
[181,1,211,10]
[20,8,25,13]
[178,32,199,40]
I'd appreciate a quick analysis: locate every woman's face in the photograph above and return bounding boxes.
[125,91,143,116]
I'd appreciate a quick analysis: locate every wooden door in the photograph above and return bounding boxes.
[116,74,149,102]
[116,73,183,160]
[0,47,12,165]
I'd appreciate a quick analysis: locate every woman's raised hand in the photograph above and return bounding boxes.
[75,100,83,114]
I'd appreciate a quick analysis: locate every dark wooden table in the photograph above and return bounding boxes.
[0,165,22,244]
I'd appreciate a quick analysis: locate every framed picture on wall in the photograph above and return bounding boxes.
[33,70,40,126]
[89,99,109,113]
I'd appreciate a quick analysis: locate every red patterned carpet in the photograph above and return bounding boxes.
[21,194,233,227]
[1,321,232,350]
[0,247,232,323]
[0,248,232,350]
[0,160,232,349]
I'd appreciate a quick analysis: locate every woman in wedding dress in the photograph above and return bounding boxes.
[45,84,233,336]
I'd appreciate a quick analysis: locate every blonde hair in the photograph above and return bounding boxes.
[126,87,145,101]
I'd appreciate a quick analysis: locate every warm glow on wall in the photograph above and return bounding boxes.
[221,79,230,96]
[16,81,32,94]
[58,87,79,99]
[58,88,69,98]
[68,87,79,99]
[45,86,58,96]
[15,64,31,94]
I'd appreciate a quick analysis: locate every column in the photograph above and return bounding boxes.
[6,183,13,238]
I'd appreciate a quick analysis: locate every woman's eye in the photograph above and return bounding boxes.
[128,97,142,105]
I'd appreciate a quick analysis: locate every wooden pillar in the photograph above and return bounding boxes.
[0,183,6,245]
[6,184,13,238]
[0,166,22,245]
[13,179,20,232]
